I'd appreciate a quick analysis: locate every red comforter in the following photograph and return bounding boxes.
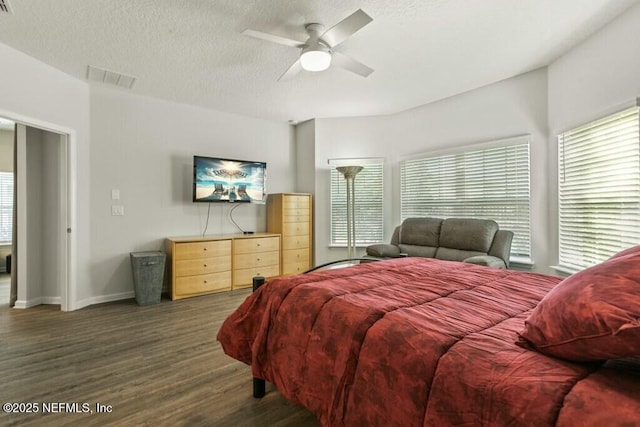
[217,258,640,426]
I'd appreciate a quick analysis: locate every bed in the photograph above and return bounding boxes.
[217,255,640,426]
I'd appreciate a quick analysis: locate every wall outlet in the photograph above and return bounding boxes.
[111,205,124,216]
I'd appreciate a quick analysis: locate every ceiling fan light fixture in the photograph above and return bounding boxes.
[243,9,373,80]
[300,48,332,72]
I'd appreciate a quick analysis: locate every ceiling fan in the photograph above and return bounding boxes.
[242,9,374,81]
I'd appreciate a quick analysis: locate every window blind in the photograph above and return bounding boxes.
[558,106,640,271]
[330,160,384,245]
[0,171,14,244]
[400,137,531,259]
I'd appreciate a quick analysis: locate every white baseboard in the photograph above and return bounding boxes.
[12,300,29,309]
[12,296,61,308]
[16,292,136,311]
[74,291,135,310]
[42,296,61,305]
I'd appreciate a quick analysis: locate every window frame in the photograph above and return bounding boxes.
[0,171,14,245]
[556,105,640,272]
[399,135,532,262]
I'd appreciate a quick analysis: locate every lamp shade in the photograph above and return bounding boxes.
[300,50,332,72]
[336,165,363,259]
[336,166,363,179]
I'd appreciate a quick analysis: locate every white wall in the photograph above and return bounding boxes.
[0,129,13,170]
[17,127,63,306]
[313,115,397,264]
[41,130,63,301]
[547,2,640,268]
[0,41,90,310]
[312,69,550,271]
[88,86,294,304]
[294,120,316,195]
[25,127,44,303]
[293,120,317,263]
[548,3,640,133]
[310,3,640,272]
[0,41,294,309]
[2,1,638,307]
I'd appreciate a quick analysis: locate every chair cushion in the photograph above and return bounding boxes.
[463,255,507,269]
[439,218,498,253]
[398,244,438,258]
[398,218,442,246]
[366,244,401,258]
[435,247,486,263]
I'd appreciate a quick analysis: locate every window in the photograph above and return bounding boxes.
[330,159,384,246]
[558,106,640,271]
[0,172,13,244]
[400,136,531,260]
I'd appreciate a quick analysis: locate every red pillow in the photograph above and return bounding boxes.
[610,244,640,260]
[518,252,640,362]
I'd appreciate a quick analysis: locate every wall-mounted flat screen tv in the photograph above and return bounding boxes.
[193,156,267,203]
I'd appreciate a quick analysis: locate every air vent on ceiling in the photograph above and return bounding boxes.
[87,65,137,89]
[0,0,13,14]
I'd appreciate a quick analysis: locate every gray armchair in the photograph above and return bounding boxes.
[366,217,514,269]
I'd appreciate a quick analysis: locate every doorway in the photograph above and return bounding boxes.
[0,113,73,311]
[0,117,14,306]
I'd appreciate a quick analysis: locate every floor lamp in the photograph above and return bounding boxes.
[336,165,363,259]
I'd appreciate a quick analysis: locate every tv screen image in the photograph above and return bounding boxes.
[193,156,266,203]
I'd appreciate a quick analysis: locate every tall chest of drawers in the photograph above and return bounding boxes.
[166,233,280,300]
[267,193,313,276]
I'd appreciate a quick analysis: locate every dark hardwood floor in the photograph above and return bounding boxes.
[0,289,320,426]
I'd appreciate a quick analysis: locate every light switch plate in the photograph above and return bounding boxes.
[111,205,124,216]
[111,189,120,200]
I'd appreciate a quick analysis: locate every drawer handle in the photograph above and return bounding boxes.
[204,280,208,284]
[204,247,208,251]
[204,264,208,267]
[257,258,261,261]
[257,243,261,247]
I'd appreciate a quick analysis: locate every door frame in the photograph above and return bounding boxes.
[0,108,76,312]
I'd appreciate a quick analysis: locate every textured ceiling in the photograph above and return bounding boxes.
[0,0,637,123]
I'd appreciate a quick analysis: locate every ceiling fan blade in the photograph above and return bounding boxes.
[242,29,305,48]
[278,59,303,81]
[332,51,373,78]
[320,9,372,48]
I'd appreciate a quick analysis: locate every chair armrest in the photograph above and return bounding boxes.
[366,244,401,258]
[488,230,514,268]
[463,255,507,269]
